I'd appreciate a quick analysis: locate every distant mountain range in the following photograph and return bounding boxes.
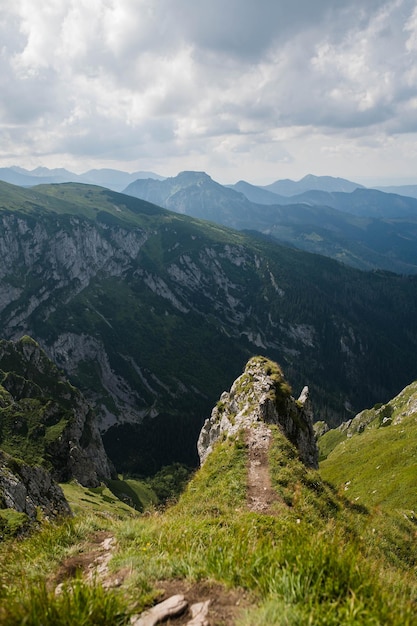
[0,166,164,192]
[3,167,417,274]
[262,174,365,196]
[230,181,417,218]
[124,171,417,274]
[3,165,417,198]
[374,184,417,200]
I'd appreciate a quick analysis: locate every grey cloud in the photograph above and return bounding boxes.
[0,69,67,125]
[1,0,417,181]
[163,0,386,60]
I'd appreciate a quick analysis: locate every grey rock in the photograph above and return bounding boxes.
[198,356,318,468]
[130,594,188,626]
[0,449,71,519]
[0,336,115,487]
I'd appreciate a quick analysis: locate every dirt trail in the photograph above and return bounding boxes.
[52,427,277,624]
[246,423,278,514]
[53,530,126,592]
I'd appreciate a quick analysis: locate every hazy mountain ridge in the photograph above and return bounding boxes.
[230,180,417,218]
[262,173,365,196]
[0,166,164,192]
[125,171,417,274]
[228,174,365,201]
[1,181,417,473]
[374,184,417,199]
[277,187,417,218]
[228,180,287,204]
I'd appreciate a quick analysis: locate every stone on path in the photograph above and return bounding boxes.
[130,594,188,626]
[187,600,211,625]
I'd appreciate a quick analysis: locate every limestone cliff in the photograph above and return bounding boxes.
[0,336,115,487]
[198,356,318,468]
[0,449,71,520]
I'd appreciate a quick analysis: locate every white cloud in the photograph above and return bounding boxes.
[1,0,417,183]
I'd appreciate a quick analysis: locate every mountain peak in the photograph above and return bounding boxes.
[176,170,212,182]
[264,174,363,196]
[197,356,318,468]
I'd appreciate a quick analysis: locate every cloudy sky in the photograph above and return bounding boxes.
[1,0,417,184]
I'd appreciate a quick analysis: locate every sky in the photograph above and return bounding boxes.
[1,0,417,185]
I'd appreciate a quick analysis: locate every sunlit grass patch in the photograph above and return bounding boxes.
[0,576,129,626]
[1,419,417,625]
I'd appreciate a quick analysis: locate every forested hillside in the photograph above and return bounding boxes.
[0,180,416,472]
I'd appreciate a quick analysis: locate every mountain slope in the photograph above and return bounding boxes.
[319,380,417,513]
[0,358,416,625]
[375,184,417,200]
[124,171,417,274]
[1,180,417,473]
[124,170,256,229]
[228,180,286,204]
[0,336,114,486]
[230,181,417,218]
[284,187,417,218]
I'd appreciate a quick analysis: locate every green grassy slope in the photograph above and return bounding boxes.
[319,381,417,514]
[61,478,156,517]
[1,421,416,625]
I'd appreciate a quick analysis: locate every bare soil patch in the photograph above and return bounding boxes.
[149,579,252,626]
[52,530,126,590]
[246,423,278,514]
[51,533,252,624]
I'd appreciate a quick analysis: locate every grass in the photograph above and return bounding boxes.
[0,509,29,539]
[106,478,157,511]
[319,383,417,513]
[111,430,417,624]
[0,577,129,626]
[0,423,417,624]
[61,480,149,517]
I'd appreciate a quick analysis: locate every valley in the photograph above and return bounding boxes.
[0,179,417,473]
[0,173,417,624]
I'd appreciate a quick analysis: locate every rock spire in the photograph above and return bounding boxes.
[197,356,318,468]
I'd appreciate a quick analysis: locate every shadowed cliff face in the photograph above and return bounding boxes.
[198,356,318,469]
[0,449,71,520]
[0,336,114,487]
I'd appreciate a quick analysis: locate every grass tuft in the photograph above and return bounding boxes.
[0,576,129,626]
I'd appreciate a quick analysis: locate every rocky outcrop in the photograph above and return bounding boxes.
[0,336,115,487]
[0,449,71,519]
[197,356,318,468]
